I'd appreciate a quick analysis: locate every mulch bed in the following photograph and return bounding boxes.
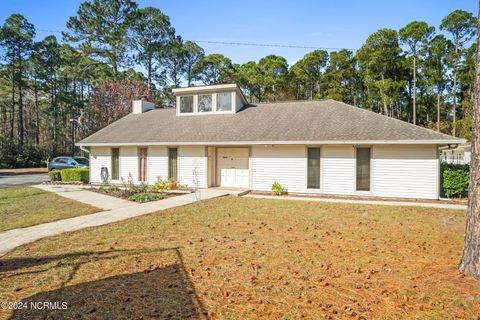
[87,187,190,201]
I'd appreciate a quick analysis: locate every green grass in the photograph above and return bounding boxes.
[0,187,100,232]
[0,197,479,319]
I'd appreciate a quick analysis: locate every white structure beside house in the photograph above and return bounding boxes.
[77,83,464,200]
[440,143,471,165]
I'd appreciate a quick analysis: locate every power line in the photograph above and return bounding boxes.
[36,29,357,52]
[191,40,357,51]
[37,29,64,34]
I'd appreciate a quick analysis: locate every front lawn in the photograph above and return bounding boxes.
[0,187,100,232]
[0,197,478,319]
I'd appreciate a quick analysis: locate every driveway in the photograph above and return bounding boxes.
[0,173,49,189]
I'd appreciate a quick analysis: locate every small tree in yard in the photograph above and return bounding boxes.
[458,2,480,279]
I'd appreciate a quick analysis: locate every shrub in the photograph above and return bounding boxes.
[99,185,120,193]
[153,177,173,191]
[152,177,187,192]
[128,192,165,203]
[272,181,286,195]
[48,170,61,182]
[128,182,149,194]
[441,163,470,198]
[60,168,89,183]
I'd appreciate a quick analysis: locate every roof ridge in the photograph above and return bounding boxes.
[331,100,459,140]
[252,99,329,105]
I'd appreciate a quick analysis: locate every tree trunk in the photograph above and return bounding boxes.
[458,1,480,278]
[10,57,15,142]
[437,90,441,132]
[413,56,416,125]
[51,75,57,156]
[18,53,24,148]
[148,55,152,89]
[453,42,459,137]
[380,73,388,115]
[453,76,457,137]
[34,74,40,145]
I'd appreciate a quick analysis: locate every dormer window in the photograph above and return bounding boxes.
[172,83,246,116]
[217,92,232,112]
[198,94,212,112]
[179,96,194,113]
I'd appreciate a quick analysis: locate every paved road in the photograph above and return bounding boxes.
[0,173,49,189]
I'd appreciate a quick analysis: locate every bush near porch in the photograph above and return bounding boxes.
[60,168,89,183]
[441,163,470,198]
[48,168,89,184]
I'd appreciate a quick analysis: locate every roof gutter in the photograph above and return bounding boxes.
[79,145,91,153]
[77,139,466,147]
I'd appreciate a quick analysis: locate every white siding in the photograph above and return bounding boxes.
[119,146,139,183]
[147,146,168,184]
[322,145,355,195]
[235,92,244,112]
[89,147,111,184]
[178,146,208,188]
[251,145,305,193]
[372,145,438,199]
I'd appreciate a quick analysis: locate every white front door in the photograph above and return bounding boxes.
[217,148,249,188]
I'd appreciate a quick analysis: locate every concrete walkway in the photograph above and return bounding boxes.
[0,185,235,256]
[245,194,467,211]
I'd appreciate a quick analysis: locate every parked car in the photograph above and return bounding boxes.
[48,156,89,171]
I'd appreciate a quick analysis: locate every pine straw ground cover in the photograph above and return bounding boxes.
[0,197,479,319]
[0,187,100,232]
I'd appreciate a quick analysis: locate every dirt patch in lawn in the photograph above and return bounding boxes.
[0,197,478,319]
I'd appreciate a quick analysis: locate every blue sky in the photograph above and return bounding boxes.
[0,0,477,65]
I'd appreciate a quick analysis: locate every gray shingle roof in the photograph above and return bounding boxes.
[78,100,464,145]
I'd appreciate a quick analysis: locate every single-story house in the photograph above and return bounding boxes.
[77,83,465,200]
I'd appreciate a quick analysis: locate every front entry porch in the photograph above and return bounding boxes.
[207,146,250,189]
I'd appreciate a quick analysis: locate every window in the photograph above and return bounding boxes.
[168,148,178,181]
[56,158,68,164]
[139,148,147,182]
[73,157,89,165]
[111,148,119,180]
[307,148,321,189]
[356,147,371,191]
[198,94,212,112]
[217,92,232,111]
[179,96,193,113]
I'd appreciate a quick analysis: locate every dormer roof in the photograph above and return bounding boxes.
[172,83,248,105]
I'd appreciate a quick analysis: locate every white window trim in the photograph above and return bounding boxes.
[354,145,373,195]
[138,146,148,183]
[177,95,195,115]
[176,92,237,116]
[216,91,235,113]
[305,145,322,192]
[110,147,121,183]
[198,94,213,113]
